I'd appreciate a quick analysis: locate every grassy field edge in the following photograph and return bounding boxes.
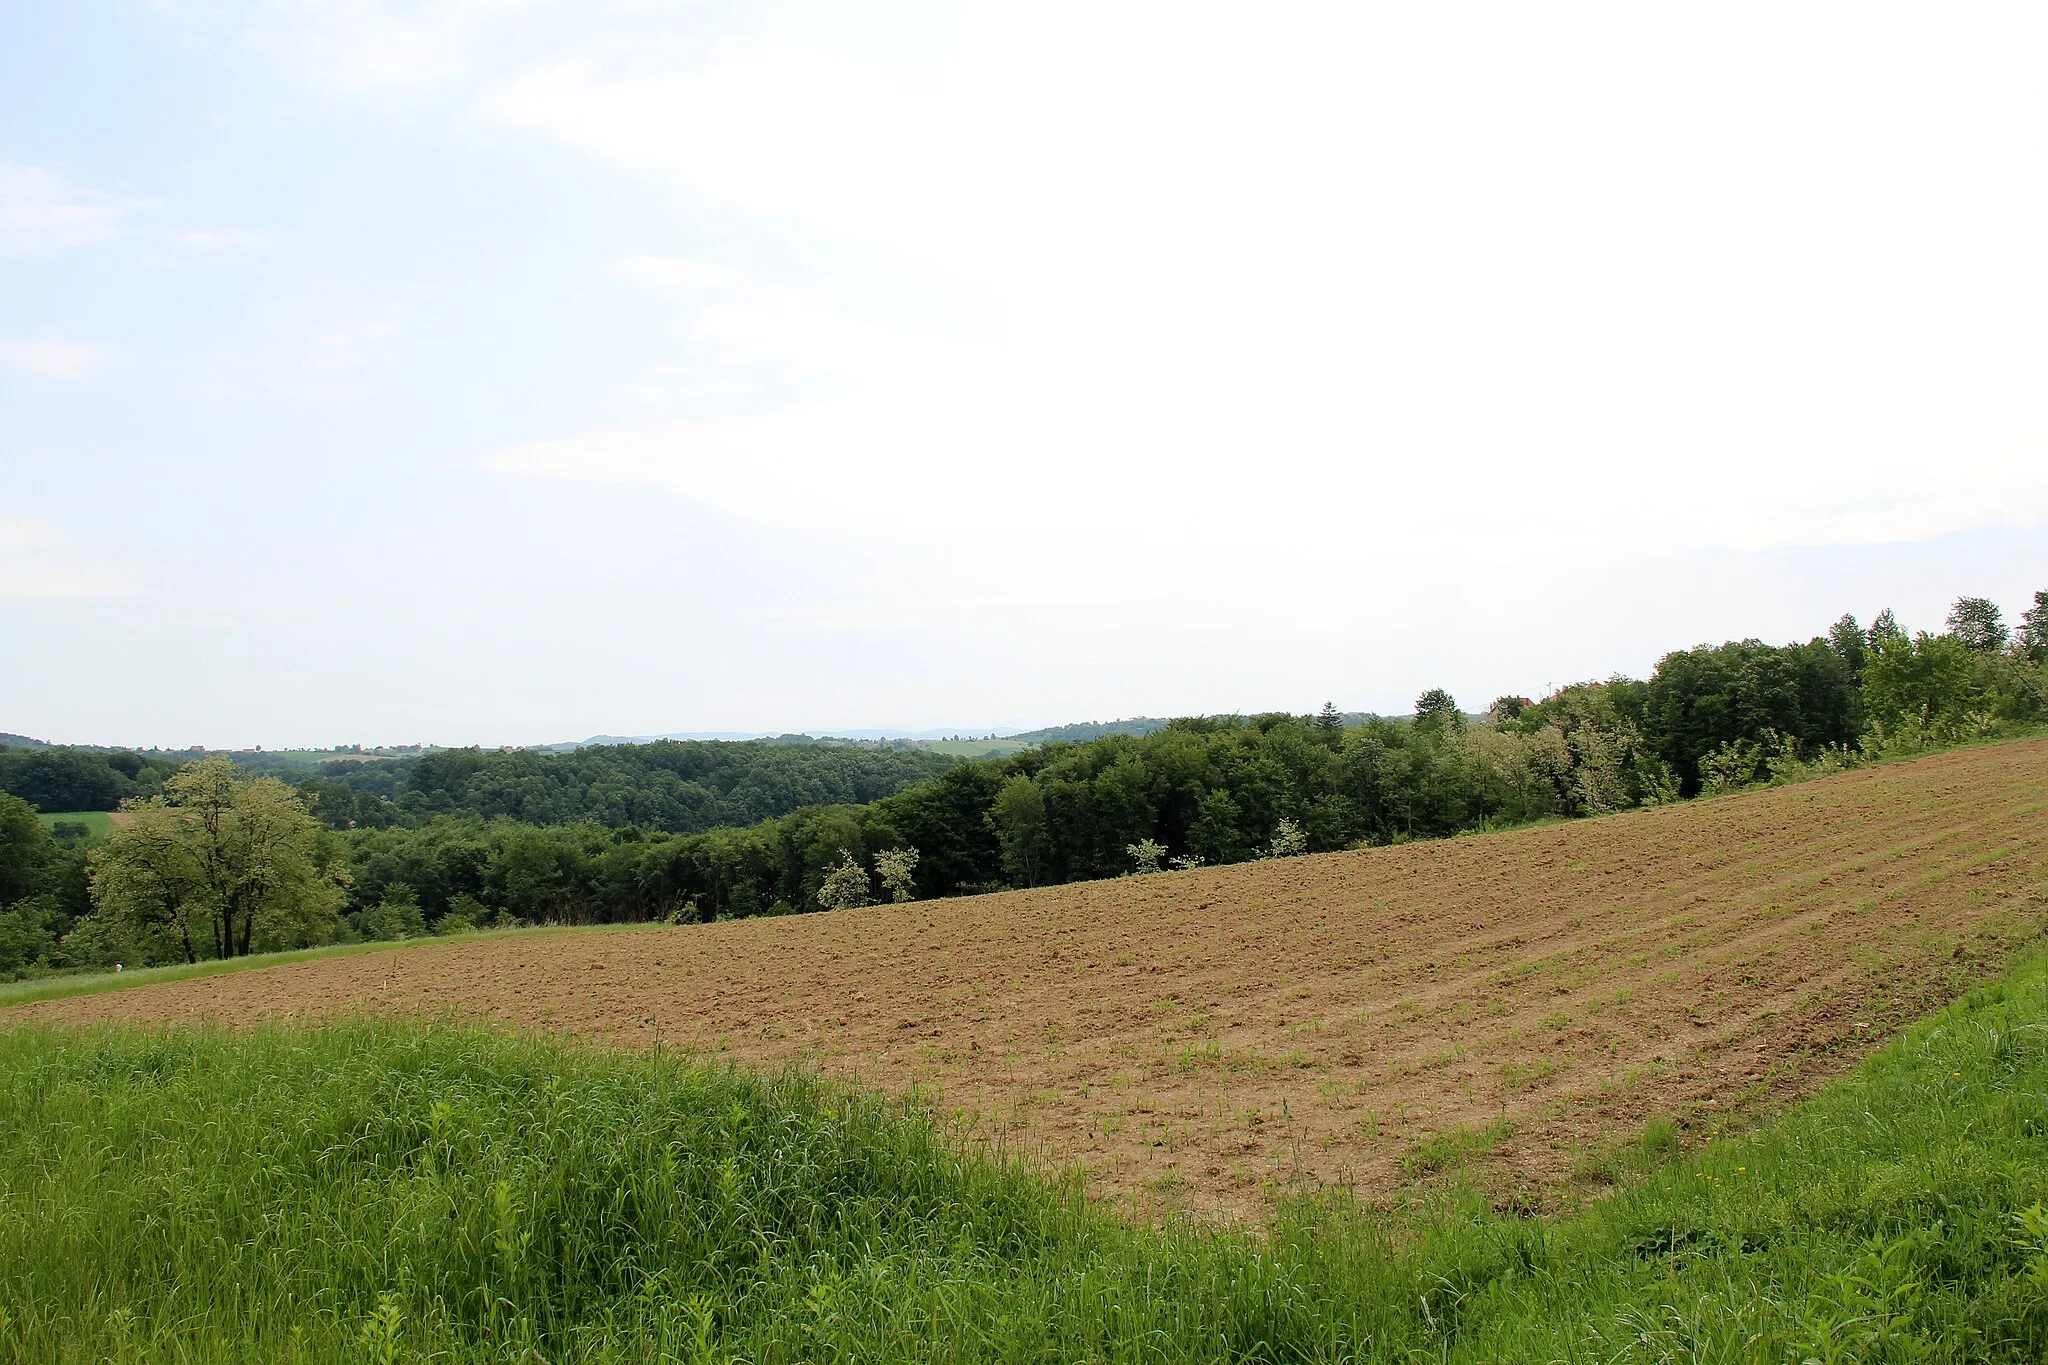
[5,948,2048,1360]
[0,923,664,1010]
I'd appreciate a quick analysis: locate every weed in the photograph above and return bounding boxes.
[1403,1118,1516,1175]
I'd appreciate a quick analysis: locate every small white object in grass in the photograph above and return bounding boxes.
[114,963,122,973]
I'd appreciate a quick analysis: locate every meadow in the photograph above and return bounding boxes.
[914,738,1034,759]
[31,810,119,839]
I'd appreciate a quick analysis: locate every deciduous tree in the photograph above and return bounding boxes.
[0,793,48,905]
[874,846,920,903]
[360,882,427,940]
[1867,608,1907,656]
[1862,632,1979,732]
[1414,689,1461,734]
[1262,818,1308,859]
[815,850,872,910]
[1488,696,1530,724]
[90,758,341,962]
[988,775,1049,887]
[2019,591,2048,663]
[1827,614,1865,677]
[1946,597,2008,653]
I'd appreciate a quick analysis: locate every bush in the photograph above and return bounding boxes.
[814,851,872,910]
[358,883,428,941]
[1863,631,1979,730]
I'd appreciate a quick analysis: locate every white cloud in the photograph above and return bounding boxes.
[0,164,129,255]
[468,4,2048,560]
[222,1,2048,572]
[484,46,953,251]
[0,339,112,379]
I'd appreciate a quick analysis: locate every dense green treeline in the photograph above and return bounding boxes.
[328,596,2048,932]
[3,593,2044,973]
[0,737,956,836]
[0,795,93,979]
[0,747,184,814]
[8,951,2048,1360]
[292,739,959,834]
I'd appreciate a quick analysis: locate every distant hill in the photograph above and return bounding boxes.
[554,727,1026,751]
[1009,714,1385,745]
[560,732,776,750]
[480,714,1423,753]
[1008,718,1172,744]
[0,733,51,750]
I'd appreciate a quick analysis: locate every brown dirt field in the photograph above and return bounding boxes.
[11,739,2048,1219]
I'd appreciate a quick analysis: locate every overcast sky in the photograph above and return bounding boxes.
[3,1,2044,749]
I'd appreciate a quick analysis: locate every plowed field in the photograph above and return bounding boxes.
[13,740,2048,1218]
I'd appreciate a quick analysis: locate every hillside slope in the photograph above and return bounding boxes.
[14,738,2047,1217]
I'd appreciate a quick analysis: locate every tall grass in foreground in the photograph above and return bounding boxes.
[5,960,2048,1362]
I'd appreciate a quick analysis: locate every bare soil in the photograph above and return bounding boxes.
[13,740,2047,1219]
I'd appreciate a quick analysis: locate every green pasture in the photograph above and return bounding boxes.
[917,737,1032,758]
[33,810,116,840]
[5,945,2048,1360]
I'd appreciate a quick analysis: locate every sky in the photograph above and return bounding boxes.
[2,1,2045,749]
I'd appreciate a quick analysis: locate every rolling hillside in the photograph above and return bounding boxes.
[14,738,2046,1217]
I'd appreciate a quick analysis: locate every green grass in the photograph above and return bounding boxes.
[6,952,2048,1361]
[33,810,116,839]
[0,924,659,1010]
[0,940,433,1010]
[919,737,1032,758]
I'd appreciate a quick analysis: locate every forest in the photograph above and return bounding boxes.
[1,593,2043,976]
[0,746,186,814]
[290,739,956,833]
[0,735,956,835]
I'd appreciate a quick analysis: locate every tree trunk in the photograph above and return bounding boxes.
[164,888,196,965]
